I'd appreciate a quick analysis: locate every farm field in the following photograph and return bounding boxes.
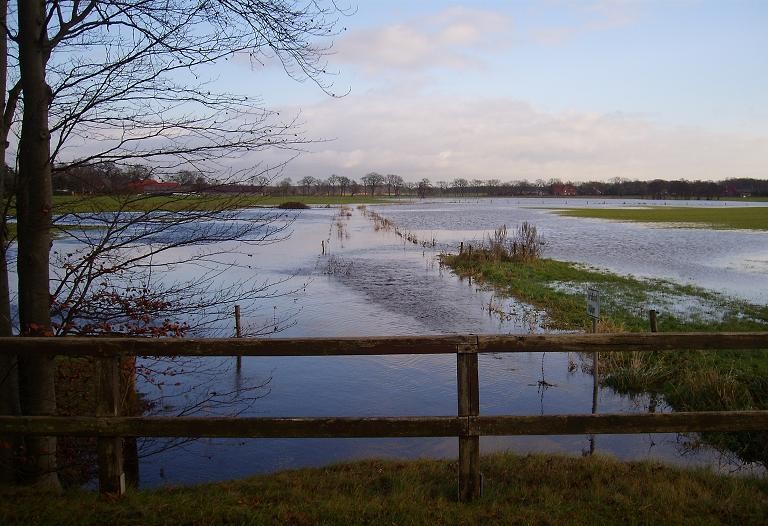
[556,206,768,231]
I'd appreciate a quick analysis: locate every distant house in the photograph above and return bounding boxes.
[551,183,577,196]
[724,183,753,198]
[128,179,181,194]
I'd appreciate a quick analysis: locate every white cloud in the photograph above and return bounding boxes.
[531,0,641,46]
[335,7,512,72]
[251,91,768,183]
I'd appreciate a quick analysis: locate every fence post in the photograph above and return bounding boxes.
[649,310,658,332]
[97,355,125,497]
[235,305,242,371]
[457,343,481,502]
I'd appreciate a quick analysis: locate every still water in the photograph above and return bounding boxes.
[133,199,768,486]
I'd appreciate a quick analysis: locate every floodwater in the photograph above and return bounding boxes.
[124,198,768,486]
[377,198,768,304]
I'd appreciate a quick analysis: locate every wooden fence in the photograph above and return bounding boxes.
[1,332,767,501]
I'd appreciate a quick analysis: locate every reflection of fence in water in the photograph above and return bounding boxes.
[2,332,768,501]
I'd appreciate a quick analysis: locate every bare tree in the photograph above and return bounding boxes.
[417,178,431,199]
[451,178,469,197]
[296,176,312,195]
[7,0,350,488]
[348,178,360,197]
[337,175,350,196]
[385,173,403,197]
[277,177,292,197]
[361,172,384,196]
[327,174,340,196]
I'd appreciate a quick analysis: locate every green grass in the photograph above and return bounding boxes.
[730,196,768,202]
[2,453,766,525]
[441,252,768,464]
[442,254,768,334]
[556,206,768,231]
[48,194,387,214]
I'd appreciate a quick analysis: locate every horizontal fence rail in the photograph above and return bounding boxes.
[1,332,767,357]
[3,412,768,438]
[1,332,767,501]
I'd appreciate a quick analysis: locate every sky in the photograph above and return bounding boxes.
[225,1,768,183]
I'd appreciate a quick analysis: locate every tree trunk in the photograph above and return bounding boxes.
[0,0,21,486]
[16,0,60,490]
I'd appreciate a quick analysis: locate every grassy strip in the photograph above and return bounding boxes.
[731,196,768,202]
[556,206,768,230]
[47,194,388,213]
[2,453,766,525]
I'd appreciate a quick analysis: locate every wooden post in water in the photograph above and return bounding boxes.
[457,347,481,502]
[235,305,242,371]
[122,355,140,488]
[591,317,599,382]
[234,305,242,338]
[97,356,125,497]
[649,310,658,332]
[590,315,599,454]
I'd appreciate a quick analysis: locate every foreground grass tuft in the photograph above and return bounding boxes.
[2,453,767,525]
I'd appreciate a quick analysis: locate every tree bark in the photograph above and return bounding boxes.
[16,0,60,490]
[0,0,21,486]
[0,0,9,335]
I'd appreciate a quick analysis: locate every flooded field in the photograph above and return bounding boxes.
[118,198,768,486]
[377,198,768,303]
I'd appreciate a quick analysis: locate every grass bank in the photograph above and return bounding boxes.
[442,254,768,334]
[2,453,766,525]
[555,206,768,231]
[732,196,768,202]
[557,206,768,230]
[49,194,387,214]
[441,251,768,464]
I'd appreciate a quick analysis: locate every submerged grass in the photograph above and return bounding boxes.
[442,254,768,334]
[441,249,768,464]
[555,206,768,231]
[2,453,767,526]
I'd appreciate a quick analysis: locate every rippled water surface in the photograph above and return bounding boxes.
[130,199,768,486]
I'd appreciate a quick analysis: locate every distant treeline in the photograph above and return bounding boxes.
[19,162,767,199]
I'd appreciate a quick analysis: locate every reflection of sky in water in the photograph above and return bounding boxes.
[130,202,765,486]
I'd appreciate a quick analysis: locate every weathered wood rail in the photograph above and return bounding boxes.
[1,332,767,501]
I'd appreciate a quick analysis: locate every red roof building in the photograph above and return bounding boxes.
[127,180,181,194]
